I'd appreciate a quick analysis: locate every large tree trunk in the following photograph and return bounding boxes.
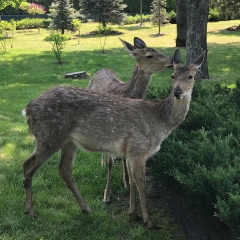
[176,0,187,47]
[186,0,209,79]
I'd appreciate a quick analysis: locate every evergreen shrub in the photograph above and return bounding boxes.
[167,10,176,24]
[122,14,151,25]
[208,8,220,22]
[146,80,240,239]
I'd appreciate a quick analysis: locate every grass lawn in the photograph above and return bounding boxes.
[0,20,240,240]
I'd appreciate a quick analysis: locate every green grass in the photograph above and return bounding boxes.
[0,20,240,239]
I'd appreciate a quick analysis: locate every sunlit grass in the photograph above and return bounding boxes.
[0,20,240,240]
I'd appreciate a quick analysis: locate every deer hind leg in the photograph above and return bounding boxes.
[23,142,57,217]
[103,156,114,204]
[122,158,129,189]
[59,141,91,213]
[128,157,154,229]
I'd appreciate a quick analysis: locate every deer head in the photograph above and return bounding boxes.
[119,37,173,73]
[172,49,205,99]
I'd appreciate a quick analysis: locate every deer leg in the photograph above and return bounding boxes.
[103,156,114,204]
[59,141,91,213]
[130,158,154,229]
[126,159,137,219]
[122,158,129,189]
[101,154,107,167]
[23,144,57,217]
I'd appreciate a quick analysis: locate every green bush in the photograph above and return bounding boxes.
[17,18,50,30]
[208,8,220,22]
[122,14,151,25]
[167,10,176,24]
[147,80,240,239]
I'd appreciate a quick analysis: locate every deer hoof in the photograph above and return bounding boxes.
[145,219,161,230]
[24,208,36,218]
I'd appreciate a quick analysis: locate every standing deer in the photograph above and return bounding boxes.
[88,37,173,203]
[22,49,205,228]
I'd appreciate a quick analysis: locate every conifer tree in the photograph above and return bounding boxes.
[79,0,126,28]
[151,0,167,35]
[49,0,76,34]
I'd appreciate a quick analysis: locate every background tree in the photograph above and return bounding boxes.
[186,0,209,79]
[79,0,126,28]
[175,0,187,47]
[151,0,167,35]
[123,0,151,14]
[49,0,76,34]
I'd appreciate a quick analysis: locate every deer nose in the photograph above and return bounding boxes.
[173,87,182,99]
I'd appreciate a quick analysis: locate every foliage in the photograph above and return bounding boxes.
[45,32,69,64]
[0,0,26,10]
[208,8,220,22]
[0,19,16,52]
[71,19,81,44]
[79,0,127,27]
[96,24,112,54]
[122,13,151,24]
[148,80,240,238]
[49,0,77,34]
[210,0,240,20]
[123,0,151,14]
[151,0,168,35]
[16,18,50,30]
[28,3,46,14]
[167,10,176,23]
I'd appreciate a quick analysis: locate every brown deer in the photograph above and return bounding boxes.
[22,49,205,228]
[88,37,173,203]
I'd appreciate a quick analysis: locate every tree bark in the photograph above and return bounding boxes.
[186,0,209,79]
[176,0,187,47]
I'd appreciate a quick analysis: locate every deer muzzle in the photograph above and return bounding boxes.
[173,86,182,99]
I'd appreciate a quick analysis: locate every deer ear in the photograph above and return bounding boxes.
[173,49,181,67]
[194,51,205,69]
[133,37,147,49]
[119,38,136,55]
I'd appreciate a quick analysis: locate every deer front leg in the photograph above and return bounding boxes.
[103,156,114,204]
[59,141,91,213]
[130,158,154,229]
[126,159,137,219]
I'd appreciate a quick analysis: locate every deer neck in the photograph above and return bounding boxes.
[125,65,151,98]
[161,93,192,128]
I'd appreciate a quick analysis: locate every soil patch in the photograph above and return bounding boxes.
[151,178,232,240]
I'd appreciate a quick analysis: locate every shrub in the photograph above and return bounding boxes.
[167,10,176,24]
[208,8,220,22]
[122,14,151,25]
[45,33,69,64]
[16,18,50,30]
[147,80,240,238]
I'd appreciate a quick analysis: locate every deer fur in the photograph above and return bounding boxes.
[22,49,205,228]
[88,37,173,203]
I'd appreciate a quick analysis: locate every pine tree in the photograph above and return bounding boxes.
[79,0,126,28]
[151,0,167,35]
[49,0,76,34]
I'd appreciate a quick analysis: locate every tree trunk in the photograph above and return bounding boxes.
[186,0,209,79]
[140,0,143,26]
[176,0,187,47]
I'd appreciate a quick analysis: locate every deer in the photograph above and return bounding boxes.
[22,49,205,229]
[88,37,173,204]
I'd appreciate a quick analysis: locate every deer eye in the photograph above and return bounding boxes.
[171,75,174,79]
[188,75,193,80]
[146,55,154,59]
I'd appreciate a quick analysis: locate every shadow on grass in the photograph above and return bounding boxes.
[208,28,240,37]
